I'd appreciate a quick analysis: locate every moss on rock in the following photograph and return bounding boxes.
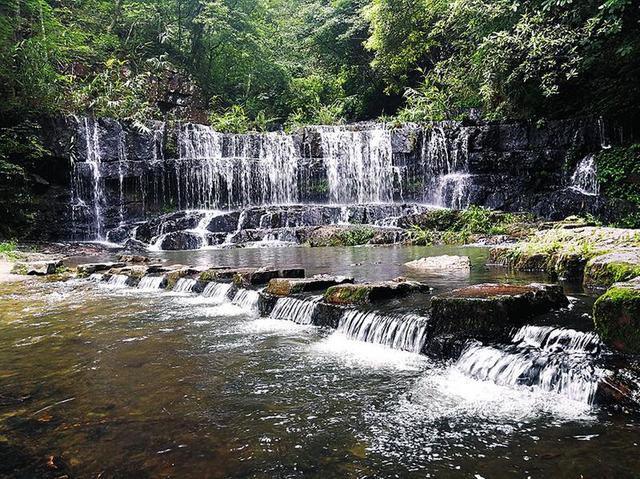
[584,251,640,289]
[593,282,640,353]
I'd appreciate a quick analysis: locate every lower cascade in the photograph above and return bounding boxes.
[107,274,129,287]
[202,282,232,301]
[269,296,322,325]
[137,275,164,290]
[337,310,430,353]
[455,326,605,404]
[231,289,260,312]
[172,278,197,293]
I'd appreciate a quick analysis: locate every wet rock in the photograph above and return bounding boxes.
[11,260,63,276]
[76,262,125,276]
[311,301,345,328]
[404,255,471,272]
[594,368,640,407]
[117,254,150,264]
[122,238,149,254]
[158,231,203,250]
[593,278,640,353]
[584,251,640,289]
[265,275,354,296]
[324,280,430,305]
[233,268,305,287]
[430,283,569,340]
[258,292,279,316]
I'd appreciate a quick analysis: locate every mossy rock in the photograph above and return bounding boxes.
[593,280,640,353]
[324,281,429,305]
[584,251,640,289]
[266,275,353,296]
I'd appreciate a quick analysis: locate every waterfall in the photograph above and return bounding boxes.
[337,310,430,353]
[269,296,322,325]
[570,154,600,196]
[420,126,470,208]
[137,275,164,290]
[231,289,260,312]
[455,325,605,404]
[202,282,233,301]
[106,274,128,287]
[318,126,395,203]
[172,278,197,293]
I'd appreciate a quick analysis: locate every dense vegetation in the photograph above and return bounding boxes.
[1,0,639,129]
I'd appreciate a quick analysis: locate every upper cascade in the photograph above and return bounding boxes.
[54,115,620,241]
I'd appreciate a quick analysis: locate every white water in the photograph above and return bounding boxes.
[106,274,129,288]
[88,273,104,281]
[455,325,605,404]
[336,310,429,353]
[137,275,165,290]
[269,296,322,325]
[570,154,600,196]
[172,278,197,293]
[202,282,233,301]
[231,289,260,312]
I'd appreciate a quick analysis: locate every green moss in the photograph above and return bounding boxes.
[593,286,640,353]
[199,270,218,282]
[324,285,370,305]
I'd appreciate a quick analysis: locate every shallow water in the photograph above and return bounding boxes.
[1,245,638,478]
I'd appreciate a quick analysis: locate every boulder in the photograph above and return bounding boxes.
[405,255,471,272]
[122,238,149,254]
[584,251,640,289]
[324,280,430,305]
[430,283,569,340]
[265,275,354,296]
[11,260,63,276]
[77,262,125,276]
[593,278,640,353]
[158,231,203,250]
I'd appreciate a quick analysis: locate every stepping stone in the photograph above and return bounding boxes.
[265,275,354,296]
[324,279,430,305]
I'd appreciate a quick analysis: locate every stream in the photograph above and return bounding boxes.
[1,245,638,478]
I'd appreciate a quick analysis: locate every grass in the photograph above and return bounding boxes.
[0,241,20,260]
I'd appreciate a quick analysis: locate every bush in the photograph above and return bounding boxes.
[596,145,640,227]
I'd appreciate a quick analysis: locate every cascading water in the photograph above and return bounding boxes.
[269,296,322,325]
[137,275,165,290]
[88,273,104,282]
[455,325,605,404]
[231,289,260,312]
[106,274,129,287]
[570,154,600,196]
[318,126,395,203]
[202,282,233,301]
[336,310,430,353]
[172,278,197,293]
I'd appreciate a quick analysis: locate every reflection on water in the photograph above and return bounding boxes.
[0,246,638,478]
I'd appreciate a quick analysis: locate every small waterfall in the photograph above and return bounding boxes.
[434,173,473,209]
[570,154,599,196]
[137,275,164,290]
[107,274,129,287]
[319,126,395,203]
[269,296,322,325]
[455,325,605,404]
[231,289,260,312]
[88,273,104,281]
[172,278,197,293]
[337,310,429,353]
[202,282,233,301]
[512,325,601,354]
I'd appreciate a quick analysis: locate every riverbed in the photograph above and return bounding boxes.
[1,245,638,478]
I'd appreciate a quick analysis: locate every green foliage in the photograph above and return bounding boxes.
[0,241,18,260]
[596,145,640,227]
[407,225,434,246]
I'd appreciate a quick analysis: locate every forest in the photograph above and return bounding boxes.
[1,0,639,130]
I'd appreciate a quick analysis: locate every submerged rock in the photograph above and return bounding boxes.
[324,280,430,305]
[404,255,471,272]
[76,262,125,276]
[265,275,354,296]
[11,260,64,276]
[429,283,569,340]
[584,251,640,289]
[593,278,640,353]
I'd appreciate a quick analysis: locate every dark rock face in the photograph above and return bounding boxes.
[158,231,203,250]
[30,115,638,240]
[429,283,569,341]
